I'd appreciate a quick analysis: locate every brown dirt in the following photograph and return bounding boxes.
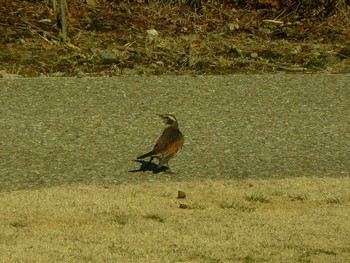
[1,0,350,77]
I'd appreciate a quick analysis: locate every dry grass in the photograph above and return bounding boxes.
[1,176,349,262]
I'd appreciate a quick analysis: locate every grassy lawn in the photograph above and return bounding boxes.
[1,176,349,262]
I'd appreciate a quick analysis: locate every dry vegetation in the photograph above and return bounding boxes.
[1,0,350,76]
[1,177,350,262]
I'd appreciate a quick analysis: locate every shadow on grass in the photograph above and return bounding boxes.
[129,160,169,174]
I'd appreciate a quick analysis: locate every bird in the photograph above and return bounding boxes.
[137,114,184,170]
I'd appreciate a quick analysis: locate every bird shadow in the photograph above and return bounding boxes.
[129,160,169,174]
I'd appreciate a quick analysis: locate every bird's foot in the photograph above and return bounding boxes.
[157,165,173,174]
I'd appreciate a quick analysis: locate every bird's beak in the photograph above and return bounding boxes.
[157,114,163,118]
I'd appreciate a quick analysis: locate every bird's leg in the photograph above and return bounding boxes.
[146,156,155,168]
[158,160,172,173]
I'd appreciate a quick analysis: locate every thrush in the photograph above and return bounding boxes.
[137,114,184,170]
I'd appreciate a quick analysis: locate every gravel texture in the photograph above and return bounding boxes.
[1,74,349,191]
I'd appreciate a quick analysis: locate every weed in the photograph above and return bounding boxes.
[111,214,128,226]
[143,214,165,223]
[220,202,255,212]
[10,221,27,228]
[325,196,341,204]
[289,194,307,201]
[244,194,269,203]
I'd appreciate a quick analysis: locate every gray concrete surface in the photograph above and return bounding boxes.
[0,74,349,191]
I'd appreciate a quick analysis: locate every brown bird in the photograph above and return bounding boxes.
[137,114,184,170]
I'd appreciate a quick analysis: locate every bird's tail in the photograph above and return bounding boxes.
[137,151,155,160]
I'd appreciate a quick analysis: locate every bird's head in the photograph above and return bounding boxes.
[158,114,178,127]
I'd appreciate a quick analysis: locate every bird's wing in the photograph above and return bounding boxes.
[153,128,183,154]
[138,127,184,159]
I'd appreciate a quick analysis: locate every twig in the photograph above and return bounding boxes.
[281,1,302,19]
[203,2,234,19]
[246,60,308,72]
[22,20,60,41]
[115,45,179,59]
